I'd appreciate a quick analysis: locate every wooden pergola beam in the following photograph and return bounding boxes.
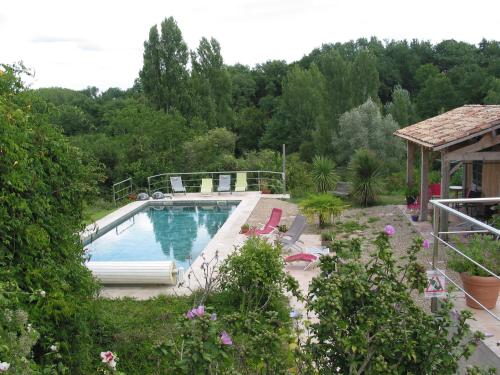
[444,151,500,162]
[420,147,429,221]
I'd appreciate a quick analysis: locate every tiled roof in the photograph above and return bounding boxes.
[394,105,500,150]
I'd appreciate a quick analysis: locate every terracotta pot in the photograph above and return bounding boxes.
[321,240,332,247]
[261,189,272,194]
[460,273,500,310]
[240,227,250,234]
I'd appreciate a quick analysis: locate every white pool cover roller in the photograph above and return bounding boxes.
[87,261,177,284]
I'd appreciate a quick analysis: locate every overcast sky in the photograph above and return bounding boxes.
[1,0,499,91]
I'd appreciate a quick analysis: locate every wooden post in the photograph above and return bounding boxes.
[440,152,450,233]
[420,147,429,221]
[407,141,415,189]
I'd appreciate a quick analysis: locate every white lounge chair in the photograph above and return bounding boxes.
[170,176,187,195]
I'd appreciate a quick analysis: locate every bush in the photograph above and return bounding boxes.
[218,237,298,312]
[299,194,348,228]
[311,155,339,193]
[349,149,383,206]
[303,231,484,374]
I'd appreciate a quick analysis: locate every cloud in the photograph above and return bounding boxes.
[31,36,103,51]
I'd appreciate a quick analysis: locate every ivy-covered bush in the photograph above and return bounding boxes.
[0,65,102,372]
[303,229,484,374]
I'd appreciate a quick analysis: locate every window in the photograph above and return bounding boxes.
[471,161,482,191]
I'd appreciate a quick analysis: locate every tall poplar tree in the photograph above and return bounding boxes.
[351,50,380,106]
[139,17,189,114]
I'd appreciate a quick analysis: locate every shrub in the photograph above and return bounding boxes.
[348,149,383,206]
[303,231,484,374]
[311,155,339,193]
[299,194,348,228]
[218,237,299,312]
[0,64,101,372]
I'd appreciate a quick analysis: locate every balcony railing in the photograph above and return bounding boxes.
[430,197,500,320]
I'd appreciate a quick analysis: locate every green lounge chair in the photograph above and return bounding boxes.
[234,172,248,192]
[200,178,213,195]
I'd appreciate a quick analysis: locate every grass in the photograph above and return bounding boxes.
[95,295,193,374]
[83,199,127,224]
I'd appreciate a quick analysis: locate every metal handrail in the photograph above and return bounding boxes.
[147,170,286,195]
[429,197,500,318]
[112,177,133,204]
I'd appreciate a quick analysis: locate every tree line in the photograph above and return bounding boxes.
[33,17,500,195]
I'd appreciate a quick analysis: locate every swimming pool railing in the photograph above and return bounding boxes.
[112,177,133,204]
[147,170,286,195]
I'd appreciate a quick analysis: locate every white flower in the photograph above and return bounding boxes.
[0,362,10,372]
[27,323,32,332]
[107,360,117,370]
[39,290,46,297]
[50,345,58,352]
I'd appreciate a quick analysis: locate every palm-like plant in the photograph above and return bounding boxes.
[311,155,339,193]
[348,149,383,207]
[299,194,348,228]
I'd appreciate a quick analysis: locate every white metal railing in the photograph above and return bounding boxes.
[429,197,500,320]
[147,170,286,195]
[112,177,133,204]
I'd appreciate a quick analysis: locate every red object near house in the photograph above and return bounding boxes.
[284,253,318,263]
[429,183,441,199]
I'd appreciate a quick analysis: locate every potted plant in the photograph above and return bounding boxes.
[404,186,419,206]
[240,224,250,234]
[409,206,419,222]
[448,234,500,309]
[321,231,335,246]
[277,224,288,233]
[260,179,271,194]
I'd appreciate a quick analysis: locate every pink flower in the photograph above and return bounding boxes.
[100,351,117,371]
[423,239,431,249]
[384,225,395,236]
[186,310,196,320]
[220,331,233,345]
[195,305,205,317]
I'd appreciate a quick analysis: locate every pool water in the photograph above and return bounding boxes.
[86,203,238,269]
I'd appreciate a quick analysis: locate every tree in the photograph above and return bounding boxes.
[416,73,458,118]
[261,64,327,153]
[385,85,416,127]
[139,17,189,114]
[334,99,404,168]
[484,78,500,104]
[351,50,380,106]
[315,51,352,154]
[191,37,233,129]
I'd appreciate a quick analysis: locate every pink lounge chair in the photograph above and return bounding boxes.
[284,247,329,270]
[247,208,282,235]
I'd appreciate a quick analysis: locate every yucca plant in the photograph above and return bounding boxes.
[311,155,339,193]
[348,149,383,207]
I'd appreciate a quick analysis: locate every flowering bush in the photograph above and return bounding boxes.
[302,231,484,374]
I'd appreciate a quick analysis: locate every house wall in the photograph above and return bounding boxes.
[482,162,500,197]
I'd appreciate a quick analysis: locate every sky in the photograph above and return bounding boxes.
[1,0,500,91]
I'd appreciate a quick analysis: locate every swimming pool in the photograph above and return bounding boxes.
[85,202,239,270]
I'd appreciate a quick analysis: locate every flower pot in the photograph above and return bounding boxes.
[406,196,417,205]
[240,227,250,234]
[411,215,419,222]
[321,240,332,247]
[261,189,272,194]
[460,273,500,310]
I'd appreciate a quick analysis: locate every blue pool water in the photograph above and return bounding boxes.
[86,203,238,269]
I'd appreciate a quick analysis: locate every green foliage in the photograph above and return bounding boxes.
[311,155,339,193]
[285,154,315,197]
[334,99,404,168]
[448,235,500,276]
[139,17,189,114]
[304,234,483,374]
[0,65,101,372]
[299,194,348,228]
[385,85,416,127]
[218,237,299,312]
[349,149,384,206]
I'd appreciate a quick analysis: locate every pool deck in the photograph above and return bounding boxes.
[89,192,289,299]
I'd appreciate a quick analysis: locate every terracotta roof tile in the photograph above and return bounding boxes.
[394,105,500,149]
